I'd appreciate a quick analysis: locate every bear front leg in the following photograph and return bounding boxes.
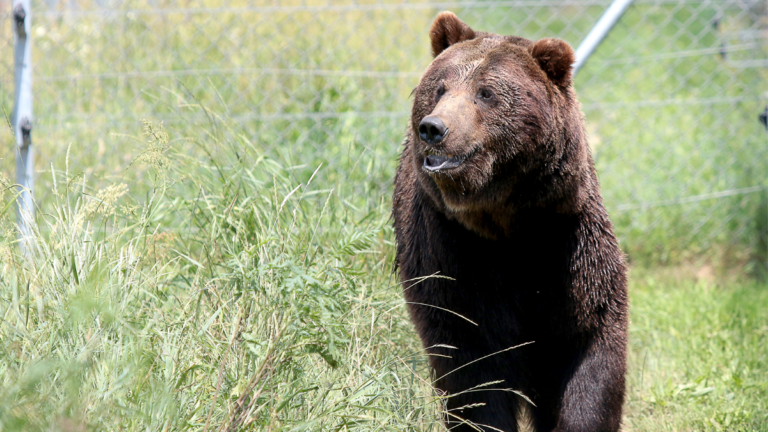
[547,332,626,432]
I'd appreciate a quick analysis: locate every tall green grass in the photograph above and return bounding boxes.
[0,116,442,430]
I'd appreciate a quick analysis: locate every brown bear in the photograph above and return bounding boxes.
[392,12,628,432]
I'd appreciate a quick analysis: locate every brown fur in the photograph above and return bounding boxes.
[430,11,479,57]
[393,12,628,432]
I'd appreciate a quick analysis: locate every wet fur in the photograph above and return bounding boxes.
[393,12,628,432]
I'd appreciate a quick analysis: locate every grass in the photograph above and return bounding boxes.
[0,117,444,430]
[625,270,768,431]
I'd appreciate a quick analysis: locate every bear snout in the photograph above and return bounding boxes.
[418,116,448,145]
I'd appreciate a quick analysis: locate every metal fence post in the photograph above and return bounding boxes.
[573,0,634,77]
[12,0,34,254]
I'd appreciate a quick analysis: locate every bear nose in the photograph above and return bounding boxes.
[418,116,448,145]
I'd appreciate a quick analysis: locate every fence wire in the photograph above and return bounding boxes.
[1,0,767,267]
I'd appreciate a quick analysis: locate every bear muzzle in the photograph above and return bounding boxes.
[418,92,479,173]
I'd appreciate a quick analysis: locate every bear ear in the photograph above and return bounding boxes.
[430,11,476,58]
[529,38,575,86]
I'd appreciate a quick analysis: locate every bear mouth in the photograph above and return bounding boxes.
[423,152,470,172]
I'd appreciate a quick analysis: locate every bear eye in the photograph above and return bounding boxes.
[477,88,494,101]
[436,84,446,99]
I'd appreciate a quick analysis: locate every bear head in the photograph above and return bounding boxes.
[410,12,591,238]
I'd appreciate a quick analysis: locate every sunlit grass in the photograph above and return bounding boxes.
[0,117,442,431]
[626,270,768,431]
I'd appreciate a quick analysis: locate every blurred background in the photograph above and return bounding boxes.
[2,0,768,271]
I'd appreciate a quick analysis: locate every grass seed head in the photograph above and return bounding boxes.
[83,183,129,217]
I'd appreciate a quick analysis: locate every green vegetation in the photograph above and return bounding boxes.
[626,270,768,431]
[0,118,442,430]
[0,1,766,430]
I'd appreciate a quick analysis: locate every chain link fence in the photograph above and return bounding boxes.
[1,0,767,268]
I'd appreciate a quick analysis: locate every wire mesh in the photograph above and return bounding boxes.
[1,0,767,267]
